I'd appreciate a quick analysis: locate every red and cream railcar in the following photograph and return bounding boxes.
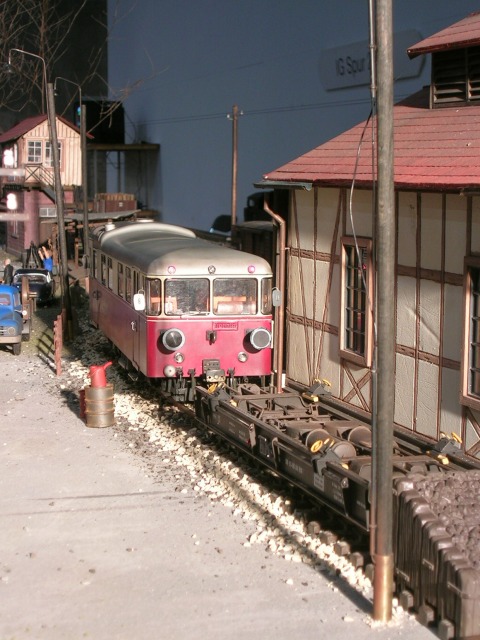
[88,220,273,400]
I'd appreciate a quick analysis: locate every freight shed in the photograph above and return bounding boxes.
[258,11,480,459]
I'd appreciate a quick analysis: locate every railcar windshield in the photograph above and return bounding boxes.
[165,278,210,315]
[213,278,257,315]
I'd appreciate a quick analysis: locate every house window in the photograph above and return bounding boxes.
[462,257,480,408]
[340,237,374,367]
[45,141,62,167]
[27,140,42,163]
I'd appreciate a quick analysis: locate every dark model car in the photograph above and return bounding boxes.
[13,268,56,306]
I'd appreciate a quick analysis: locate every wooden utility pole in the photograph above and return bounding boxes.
[230,104,240,229]
[372,0,395,622]
[81,104,89,259]
[46,83,71,326]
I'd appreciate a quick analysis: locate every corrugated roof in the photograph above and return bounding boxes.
[262,88,480,192]
[0,113,82,144]
[408,11,480,58]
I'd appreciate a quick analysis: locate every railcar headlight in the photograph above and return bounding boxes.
[162,328,185,351]
[164,365,176,377]
[249,327,271,350]
[174,352,185,363]
[238,351,248,363]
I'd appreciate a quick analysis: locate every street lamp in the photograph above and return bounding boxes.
[8,48,47,114]
[54,77,89,259]
[7,49,70,320]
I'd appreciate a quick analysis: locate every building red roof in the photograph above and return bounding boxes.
[408,11,480,58]
[0,113,82,144]
[262,88,480,192]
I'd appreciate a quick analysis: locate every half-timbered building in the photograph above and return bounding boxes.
[260,12,480,457]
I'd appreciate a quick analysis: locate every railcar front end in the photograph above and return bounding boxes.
[89,220,274,401]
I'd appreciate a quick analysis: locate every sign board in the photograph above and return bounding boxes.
[319,30,424,91]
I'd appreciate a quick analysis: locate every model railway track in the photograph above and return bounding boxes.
[184,381,480,640]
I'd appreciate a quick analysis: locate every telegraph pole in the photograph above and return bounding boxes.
[229,104,241,229]
[373,0,395,622]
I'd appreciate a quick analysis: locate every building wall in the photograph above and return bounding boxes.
[19,119,82,187]
[286,186,480,456]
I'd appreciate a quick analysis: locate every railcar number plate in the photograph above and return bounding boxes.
[212,321,238,331]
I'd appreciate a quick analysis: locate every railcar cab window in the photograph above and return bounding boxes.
[340,237,373,367]
[147,278,162,315]
[165,279,209,315]
[213,278,257,315]
[261,278,272,315]
[461,257,480,410]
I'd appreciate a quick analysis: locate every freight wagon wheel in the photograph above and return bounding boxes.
[305,428,329,451]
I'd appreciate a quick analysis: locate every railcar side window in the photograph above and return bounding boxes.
[147,278,162,315]
[165,279,209,315]
[462,258,480,409]
[92,249,97,279]
[261,278,272,314]
[118,263,124,298]
[213,278,257,315]
[107,257,113,290]
[100,254,107,286]
[125,267,132,303]
[340,237,373,367]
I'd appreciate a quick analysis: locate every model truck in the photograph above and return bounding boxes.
[0,284,31,355]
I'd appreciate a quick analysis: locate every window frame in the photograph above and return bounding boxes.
[461,255,480,410]
[27,140,42,164]
[45,141,62,168]
[339,236,374,368]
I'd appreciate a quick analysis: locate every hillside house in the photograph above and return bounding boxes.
[0,114,81,255]
[260,12,480,458]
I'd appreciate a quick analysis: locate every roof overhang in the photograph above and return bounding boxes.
[254,180,312,191]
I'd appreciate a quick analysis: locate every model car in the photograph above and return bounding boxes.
[12,268,56,306]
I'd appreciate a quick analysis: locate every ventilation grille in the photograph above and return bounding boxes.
[432,47,480,107]
[432,47,480,106]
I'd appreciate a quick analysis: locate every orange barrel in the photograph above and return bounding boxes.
[84,383,115,427]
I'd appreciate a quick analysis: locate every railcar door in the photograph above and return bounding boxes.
[89,250,102,327]
[131,271,146,371]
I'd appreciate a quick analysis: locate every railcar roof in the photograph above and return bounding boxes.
[94,221,272,276]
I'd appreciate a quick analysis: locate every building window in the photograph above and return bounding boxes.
[27,140,42,163]
[340,237,374,367]
[45,141,62,167]
[462,257,480,409]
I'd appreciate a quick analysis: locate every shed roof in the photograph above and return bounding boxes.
[0,113,82,144]
[262,88,480,192]
[407,11,480,58]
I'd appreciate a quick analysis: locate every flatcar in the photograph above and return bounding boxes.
[88,220,273,400]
